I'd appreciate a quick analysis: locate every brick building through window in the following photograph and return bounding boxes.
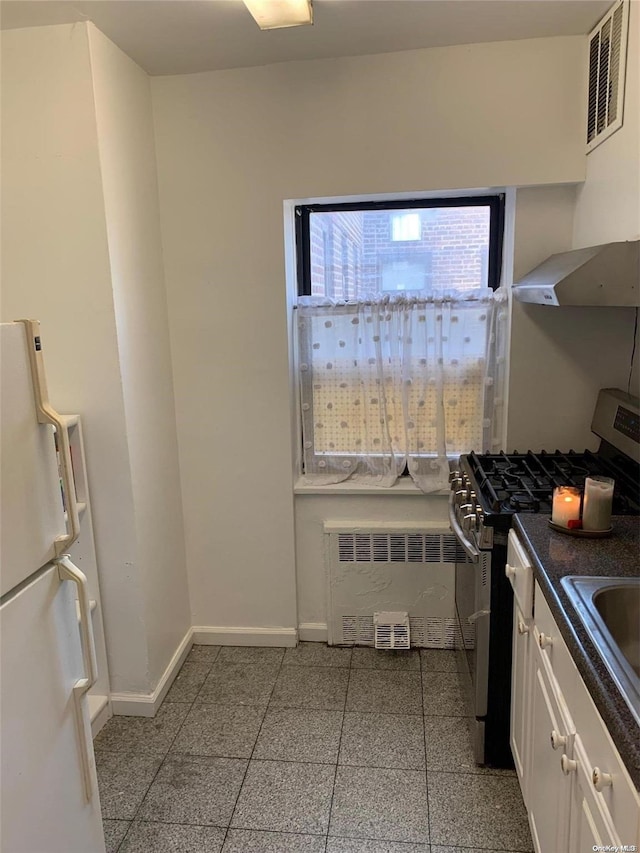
[299,198,501,300]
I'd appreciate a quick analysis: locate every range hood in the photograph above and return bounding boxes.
[512,240,639,307]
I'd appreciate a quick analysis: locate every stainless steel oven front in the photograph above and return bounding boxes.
[448,489,492,762]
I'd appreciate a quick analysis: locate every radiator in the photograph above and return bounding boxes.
[325,523,472,648]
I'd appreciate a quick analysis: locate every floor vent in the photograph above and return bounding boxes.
[586,0,629,152]
[326,527,470,648]
[374,611,410,650]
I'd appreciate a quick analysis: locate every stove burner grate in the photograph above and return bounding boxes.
[465,448,640,517]
[504,492,540,512]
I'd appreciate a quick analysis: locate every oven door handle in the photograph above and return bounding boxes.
[448,491,479,560]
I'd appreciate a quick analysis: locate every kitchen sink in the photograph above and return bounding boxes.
[560,576,640,726]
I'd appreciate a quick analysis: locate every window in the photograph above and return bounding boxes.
[391,212,421,241]
[295,196,506,491]
[297,197,503,300]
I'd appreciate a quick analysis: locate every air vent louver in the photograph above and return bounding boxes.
[586,0,629,152]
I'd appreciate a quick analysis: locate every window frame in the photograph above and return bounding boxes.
[295,194,505,298]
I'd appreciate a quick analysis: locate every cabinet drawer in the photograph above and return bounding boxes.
[506,530,534,618]
[534,581,577,693]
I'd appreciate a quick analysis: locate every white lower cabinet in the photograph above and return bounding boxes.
[510,601,531,792]
[507,530,534,799]
[527,637,573,853]
[506,534,640,853]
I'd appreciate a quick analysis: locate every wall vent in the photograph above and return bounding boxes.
[326,528,472,649]
[586,0,629,152]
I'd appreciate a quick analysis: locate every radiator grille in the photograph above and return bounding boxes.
[328,528,467,649]
[338,615,462,648]
[338,532,469,564]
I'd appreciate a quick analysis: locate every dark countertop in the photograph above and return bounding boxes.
[513,514,640,790]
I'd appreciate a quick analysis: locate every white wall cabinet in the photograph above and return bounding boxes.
[506,531,640,853]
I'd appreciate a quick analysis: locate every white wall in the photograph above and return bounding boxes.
[508,3,640,452]
[88,25,191,684]
[152,35,589,632]
[573,0,640,247]
[1,23,190,695]
[507,185,635,452]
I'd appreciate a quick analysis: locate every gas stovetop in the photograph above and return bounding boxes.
[463,446,640,517]
[450,390,640,543]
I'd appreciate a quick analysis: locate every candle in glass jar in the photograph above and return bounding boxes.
[582,476,614,531]
[552,486,582,528]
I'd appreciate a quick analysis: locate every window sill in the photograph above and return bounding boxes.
[293,478,449,497]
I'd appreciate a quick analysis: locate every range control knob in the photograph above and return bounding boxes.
[463,513,478,532]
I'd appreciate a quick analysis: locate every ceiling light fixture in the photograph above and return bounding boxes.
[242,0,313,30]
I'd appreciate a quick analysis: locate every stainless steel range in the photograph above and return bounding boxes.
[448,388,640,768]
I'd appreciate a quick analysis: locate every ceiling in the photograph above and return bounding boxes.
[0,0,612,76]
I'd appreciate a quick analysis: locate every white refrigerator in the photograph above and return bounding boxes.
[1,320,105,853]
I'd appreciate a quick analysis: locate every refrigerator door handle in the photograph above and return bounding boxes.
[53,415,80,556]
[16,319,80,555]
[57,556,98,803]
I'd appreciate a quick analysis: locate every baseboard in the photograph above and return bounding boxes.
[89,694,111,738]
[109,628,193,717]
[191,625,298,647]
[108,625,299,717]
[298,622,328,642]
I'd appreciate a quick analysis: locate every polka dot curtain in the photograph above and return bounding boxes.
[297,290,508,492]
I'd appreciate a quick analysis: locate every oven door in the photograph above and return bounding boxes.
[449,493,491,762]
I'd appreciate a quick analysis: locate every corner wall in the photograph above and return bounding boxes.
[88,25,191,684]
[509,1,640,453]
[507,184,635,452]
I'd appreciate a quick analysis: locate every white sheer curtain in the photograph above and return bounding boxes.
[297,289,508,492]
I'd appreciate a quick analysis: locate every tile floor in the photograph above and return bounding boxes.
[95,644,533,853]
